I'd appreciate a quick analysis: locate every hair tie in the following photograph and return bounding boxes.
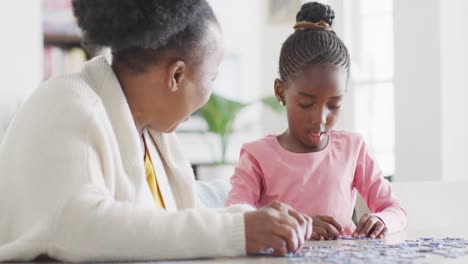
[293,20,332,32]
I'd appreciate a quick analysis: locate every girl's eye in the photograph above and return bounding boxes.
[328,104,342,110]
[299,103,313,109]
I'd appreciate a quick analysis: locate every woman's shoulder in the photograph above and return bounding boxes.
[39,75,95,101]
[11,62,112,138]
[23,78,98,129]
[41,57,109,98]
[31,57,112,113]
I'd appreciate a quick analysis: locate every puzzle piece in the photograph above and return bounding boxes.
[255,237,468,263]
[338,235,372,240]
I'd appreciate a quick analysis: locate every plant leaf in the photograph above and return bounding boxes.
[261,96,285,113]
[199,93,248,136]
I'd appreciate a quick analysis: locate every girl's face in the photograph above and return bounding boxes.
[275,64,348,152]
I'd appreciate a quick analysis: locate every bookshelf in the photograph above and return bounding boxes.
[43,37,88,80]
[44,33,82,47]
[42,0,88,80]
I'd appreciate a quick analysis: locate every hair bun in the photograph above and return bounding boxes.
[296,2,335,26]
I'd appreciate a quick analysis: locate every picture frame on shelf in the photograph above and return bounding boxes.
[267,0,303,24]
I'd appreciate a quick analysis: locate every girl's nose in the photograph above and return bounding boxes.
[321,109,327,125]
[311,106,329,129]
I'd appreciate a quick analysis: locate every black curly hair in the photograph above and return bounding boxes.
[279,2,350,84]
[72,0,218,72]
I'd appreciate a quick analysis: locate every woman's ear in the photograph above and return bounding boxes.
[167,60,187,93]
[274,78,286,106]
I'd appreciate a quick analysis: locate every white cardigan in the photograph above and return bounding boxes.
[0,57,253,262]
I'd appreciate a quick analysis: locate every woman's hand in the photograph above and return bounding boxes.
[244,201,312,256]
[352,213,387,239]
[310,215,343,240]
[263,201,313,242]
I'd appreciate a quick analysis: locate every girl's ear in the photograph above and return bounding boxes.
[274,78,286,105]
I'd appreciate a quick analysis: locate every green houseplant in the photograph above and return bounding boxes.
[198,93,284,164]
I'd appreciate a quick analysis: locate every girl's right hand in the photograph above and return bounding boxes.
[311,215,343,240]
[244,201,312,256]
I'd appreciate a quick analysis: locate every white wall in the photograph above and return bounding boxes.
[0,1,43,141]
[258,0,291,135]
[394,0,468,181]
[394,0,442,181]
[440,0,468,181]
[208,0,261,102]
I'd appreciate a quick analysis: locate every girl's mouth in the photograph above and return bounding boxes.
[309,131,324,145]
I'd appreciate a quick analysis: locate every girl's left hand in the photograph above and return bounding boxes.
[352,213,387,239]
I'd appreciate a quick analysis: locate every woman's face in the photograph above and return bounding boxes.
[163,23,223,132]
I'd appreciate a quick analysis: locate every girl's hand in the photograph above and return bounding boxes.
[311,215,343,240]
[244,201,312,256]
[352,213,387,239]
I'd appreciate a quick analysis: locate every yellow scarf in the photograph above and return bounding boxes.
[144,140,165,208]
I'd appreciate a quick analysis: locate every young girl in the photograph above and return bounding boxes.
[226,2,406,240]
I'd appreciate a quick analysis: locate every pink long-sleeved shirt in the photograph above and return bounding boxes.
[225,131,407,235]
